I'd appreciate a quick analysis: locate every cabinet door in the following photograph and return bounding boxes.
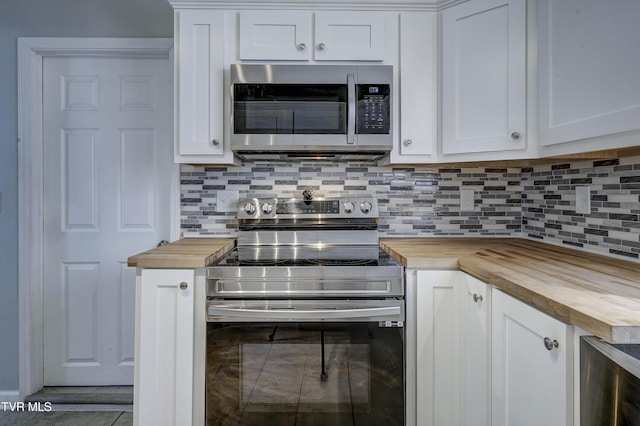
[239,11,311,60]
[394,12,437,163]
[134,269,195,426]
[460,274,490,426]
[175,10,230,162]
[537,0,640,153]
[415,270,461,426]
[441,0,526,155]
[492,289,572,426]
[314,12,386,61]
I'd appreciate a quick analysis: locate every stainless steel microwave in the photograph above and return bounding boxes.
[230,64,393,161]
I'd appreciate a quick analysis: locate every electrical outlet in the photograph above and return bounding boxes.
[575,186,591,214]
[460,189,475,212]
[217,190,238,213]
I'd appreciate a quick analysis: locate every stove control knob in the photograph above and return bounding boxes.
[243,202,256,215]
[343,201,355,213]
[360,201,373,214]
[261,203,273,215]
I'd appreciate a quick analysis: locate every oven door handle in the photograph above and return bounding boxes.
[207,305,401,321]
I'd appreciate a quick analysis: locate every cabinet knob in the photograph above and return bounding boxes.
[317,43,326,51]
[297,43,306,51]
[403,139,413,146]
[179,281,188,290]
[472,293,483,303]
[543,337,559,351]
[211,139,220,146]
[511,132,521,140]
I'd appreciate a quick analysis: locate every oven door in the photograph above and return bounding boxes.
[205,300,405,425]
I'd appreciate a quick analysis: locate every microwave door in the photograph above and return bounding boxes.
[234,84,348,137]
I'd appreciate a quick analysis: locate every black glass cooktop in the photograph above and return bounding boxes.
[215,246,400,268]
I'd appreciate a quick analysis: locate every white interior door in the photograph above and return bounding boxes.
[42,55,172,385]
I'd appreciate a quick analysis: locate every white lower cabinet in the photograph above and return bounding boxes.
[409,270,489,426]
[491,288,573,426]
[459,273,491,426]
[134,269,206,426]
[414,270,461,426]
[410,271,574,426]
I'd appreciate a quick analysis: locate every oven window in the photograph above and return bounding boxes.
[206,322,404,425]
[234,84,347,134]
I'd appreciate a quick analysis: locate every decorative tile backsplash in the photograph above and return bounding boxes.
[522,155,640,260]
[180,154,640,261]
[180,162,522,237]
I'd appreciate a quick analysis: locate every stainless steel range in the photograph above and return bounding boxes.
[205,195,405,425]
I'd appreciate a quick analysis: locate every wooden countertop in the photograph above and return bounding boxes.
[129,237,640,343]
[380,237,520,269]
[381,238,640,344]
[127,238,236,268]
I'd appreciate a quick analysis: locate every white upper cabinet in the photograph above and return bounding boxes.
[239,11,387,62]
[537,0,640,155]
[239,11,311,61]
[175,10,234,164]
[314,12,386,61]
[441,0,528,159]
[392,12,437,163]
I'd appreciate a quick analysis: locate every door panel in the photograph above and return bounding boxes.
[43,56,172,385]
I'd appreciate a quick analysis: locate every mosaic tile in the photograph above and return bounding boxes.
[181,156,640,260]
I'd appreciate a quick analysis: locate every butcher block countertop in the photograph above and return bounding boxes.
[128,237,640,343]
[381,238,640,344]
[127,238,235,268]
[380,237,521,269]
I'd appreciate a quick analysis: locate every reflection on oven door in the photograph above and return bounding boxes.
[206,322,404,425]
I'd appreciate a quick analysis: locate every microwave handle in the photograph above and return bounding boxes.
[347,74,356,144]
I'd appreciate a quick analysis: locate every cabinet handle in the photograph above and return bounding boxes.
[297,43,306,51]
[179,282,188,290]
[317,43,326,51]
[211,139,220,146]
[403,139,413,146]
[511,132,521,140]
[472,293,483,303]
[543,337,559,351]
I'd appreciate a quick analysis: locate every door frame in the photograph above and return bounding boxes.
[18,37,179,399]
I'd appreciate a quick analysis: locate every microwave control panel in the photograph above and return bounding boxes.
[357,84,390,134]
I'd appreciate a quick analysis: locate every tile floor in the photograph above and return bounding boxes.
[1,386,133,425]
[0,410,132,426]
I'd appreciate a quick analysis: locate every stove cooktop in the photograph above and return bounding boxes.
[214,246,401,268]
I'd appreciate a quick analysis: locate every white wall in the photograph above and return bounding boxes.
[0,0,172,392]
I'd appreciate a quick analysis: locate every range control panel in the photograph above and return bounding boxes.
[237,197,379,219]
